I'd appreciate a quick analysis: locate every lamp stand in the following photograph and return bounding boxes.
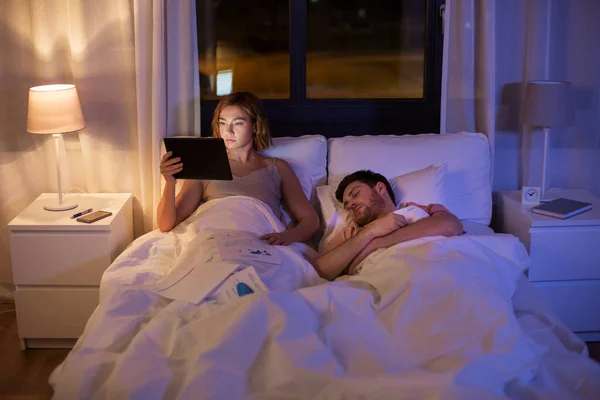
[540,126,555,203]
[44,134,77,211]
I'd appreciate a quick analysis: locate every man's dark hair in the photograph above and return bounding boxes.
[335,170,396,205]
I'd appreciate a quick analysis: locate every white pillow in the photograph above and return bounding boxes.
[316,185,348,253]
[261,135,327,200]
[326,132,492,225]
[316,165,448,253]
[391,164,446,208]
[260,135,327,224]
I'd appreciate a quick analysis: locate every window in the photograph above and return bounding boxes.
[306,0,426,100]
[198,0,290,99]
[197,0,445,136]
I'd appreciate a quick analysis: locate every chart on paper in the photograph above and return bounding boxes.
[214,229,281,265]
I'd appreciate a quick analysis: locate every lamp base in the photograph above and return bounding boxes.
[43,200,78,211]
[540,190,559,203]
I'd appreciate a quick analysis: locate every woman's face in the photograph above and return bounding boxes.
[218,105,254,150]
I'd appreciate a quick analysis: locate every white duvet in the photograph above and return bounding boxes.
[50,196,600,399]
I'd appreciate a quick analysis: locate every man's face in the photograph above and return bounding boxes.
[342,181,385,226]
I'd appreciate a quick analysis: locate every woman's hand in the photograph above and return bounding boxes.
[260,230,297,246]
[160,151,183,184]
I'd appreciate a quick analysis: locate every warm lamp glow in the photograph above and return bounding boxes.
[27,84,85,134]
[30,84,76,91]
[26,84,85,211]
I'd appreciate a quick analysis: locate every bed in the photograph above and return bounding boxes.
[49,132,600,399]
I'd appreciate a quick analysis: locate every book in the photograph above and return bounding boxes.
[531,197,592,219]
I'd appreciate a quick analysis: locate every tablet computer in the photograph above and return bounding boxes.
[163,137,233,180]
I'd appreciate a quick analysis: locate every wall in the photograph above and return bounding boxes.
[494,0,600,198]
[1,2,53,286]
[0,0,138,285]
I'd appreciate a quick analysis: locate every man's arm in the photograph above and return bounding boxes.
[371,211,463,249]
[313,213,408,281]
[313,228,377,281]
[348,209,463,274]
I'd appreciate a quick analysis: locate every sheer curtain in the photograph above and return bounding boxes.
[0,0,199,292]
[442,0,598,197]
[133,0,200,233]
[441,0,496,182]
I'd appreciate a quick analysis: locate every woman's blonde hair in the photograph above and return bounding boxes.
[211,92,272,151]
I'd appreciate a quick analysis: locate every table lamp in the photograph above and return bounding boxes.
[521,80,571,202]
[27,84,85,211]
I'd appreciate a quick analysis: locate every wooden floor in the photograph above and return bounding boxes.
[0,302,599,399]
[0,303,69,400]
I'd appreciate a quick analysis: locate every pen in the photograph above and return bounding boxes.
[71,208,93,219]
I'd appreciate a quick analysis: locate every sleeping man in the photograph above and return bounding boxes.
[313,170,464,280]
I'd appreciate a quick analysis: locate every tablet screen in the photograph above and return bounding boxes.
[163,137,233,180]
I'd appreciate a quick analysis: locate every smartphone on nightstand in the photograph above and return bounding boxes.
[76,210,112,223]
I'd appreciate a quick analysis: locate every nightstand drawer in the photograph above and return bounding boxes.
[10,231,112,285]
[534,281,600,332]
[15,287,99,338]
[528,226,600,281]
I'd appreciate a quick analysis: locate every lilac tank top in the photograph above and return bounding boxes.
[201,160,282,220]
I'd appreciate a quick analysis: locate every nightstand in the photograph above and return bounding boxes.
[496,189,600,341]
[8,193,134,349]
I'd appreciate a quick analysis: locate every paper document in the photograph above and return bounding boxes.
[148,230,277,304]
[214,230,281,265]
[152,260,239,304]
[209,266,268,305]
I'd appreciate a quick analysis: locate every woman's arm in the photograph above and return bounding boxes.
[157,180,203,232]
[260,159,319,245]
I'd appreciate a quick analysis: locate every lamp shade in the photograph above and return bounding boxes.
[521,80,571,127]
[27,84,85,134]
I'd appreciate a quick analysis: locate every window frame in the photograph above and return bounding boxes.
[199,0,445,137]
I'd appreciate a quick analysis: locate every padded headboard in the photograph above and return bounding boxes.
[326,132,492,225]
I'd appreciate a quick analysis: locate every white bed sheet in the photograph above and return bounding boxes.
[462,220,495,235]
[49,198,600,399]
[509,274,599,398]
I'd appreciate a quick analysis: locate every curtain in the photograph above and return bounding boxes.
[133,0,200,233]
[0,1,48,292]
[443,0,599,197]
[440,0,496,183]
[0,0,199,291]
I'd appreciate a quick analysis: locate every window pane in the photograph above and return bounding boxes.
[198,0,290,99]
[307,0,426,99]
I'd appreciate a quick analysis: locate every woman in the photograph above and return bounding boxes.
[157,92,319,245]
